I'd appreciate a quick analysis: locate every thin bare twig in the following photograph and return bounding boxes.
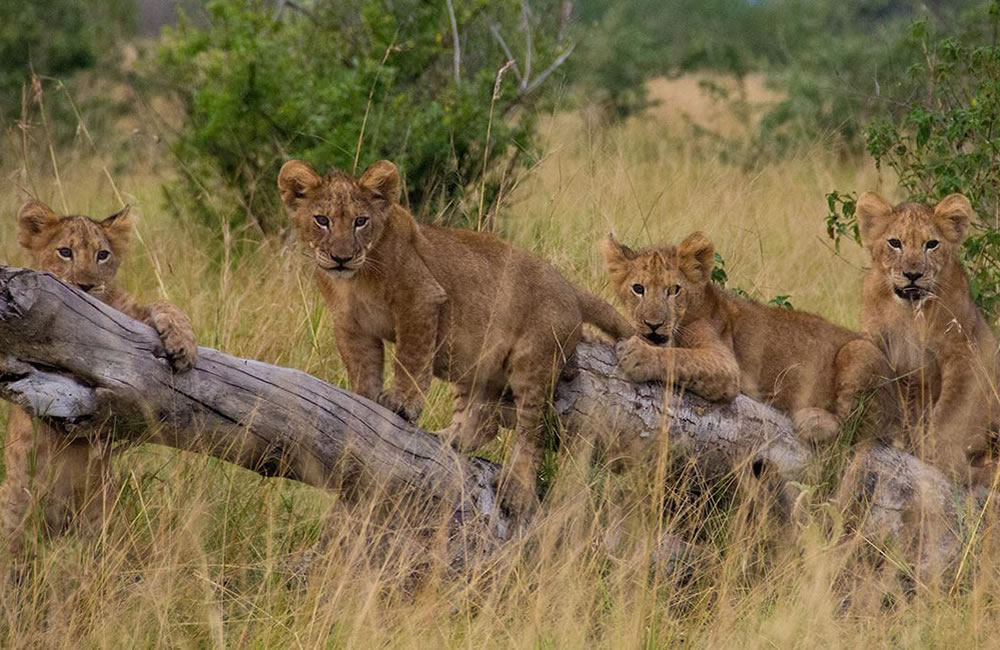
[354,40,398,174]
[445,0,461,86]
[488,24,523,83]
[273,0,316,22]
[557,0,573,44]
[30,71,68,215]
[477,60,516,232]
[524,42,575,95]
[520,0,533,91]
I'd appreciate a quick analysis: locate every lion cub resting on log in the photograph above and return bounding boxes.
[603,231,888,442]
[278,160,633,510]
[856,192,998,486]
[2,200,197,554]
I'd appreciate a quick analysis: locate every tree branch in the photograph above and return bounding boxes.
[445,0,461,86]
[0,265,981,576]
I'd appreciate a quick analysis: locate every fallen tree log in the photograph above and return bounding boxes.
[0,266,981,576]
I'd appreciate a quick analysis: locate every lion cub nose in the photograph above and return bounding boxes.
[644,321,664,332]
[903,271,923,283]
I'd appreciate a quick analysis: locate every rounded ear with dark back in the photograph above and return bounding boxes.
[17,200,60,250]
[278,160,322,209]
[678,231,714,284]
[100,205,136,256]
[933,194,973,244]
[359,160,401,204]
[601,233,637,287]
[855,192,894,250]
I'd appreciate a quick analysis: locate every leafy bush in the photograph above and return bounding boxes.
[0,0,132,125]
[826,1,1000,317]
[156,0,571,235]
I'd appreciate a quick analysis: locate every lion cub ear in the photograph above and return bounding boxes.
[934,194,973,244]
[359,160,401,204]
[17,200,60,250]
[601,233,636,285]
[278,160,322,209]
[856,192,894,249]
[100,205,136,255]
[678,231,714,284]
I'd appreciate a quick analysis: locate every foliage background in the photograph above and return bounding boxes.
[3,0,1000,646]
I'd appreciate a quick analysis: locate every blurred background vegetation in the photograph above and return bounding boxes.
[3,0,1000,298]
[6,2,1000,644]
[4,0,998,226]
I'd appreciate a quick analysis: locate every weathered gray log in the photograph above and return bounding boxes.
[0,266,512,571]
[556,335,983,576]
[0,265,979,575]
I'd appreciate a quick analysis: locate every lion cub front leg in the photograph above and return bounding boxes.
[925,357,996,486]
[795,337,892,444]
[145,301,198,371]
[616,321,739,402]
[334,318,385,401]
[377,302,440,423]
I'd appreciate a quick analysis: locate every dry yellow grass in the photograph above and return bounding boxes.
[3,77,999,648]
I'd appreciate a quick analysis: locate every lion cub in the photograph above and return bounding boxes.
[603,232,888,442]
[856,192,998,486]
[1,200,197,553]
[278,160,633,510]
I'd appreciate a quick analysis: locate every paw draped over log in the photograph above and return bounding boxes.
[0,265,983,575]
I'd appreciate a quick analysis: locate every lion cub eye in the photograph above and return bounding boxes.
[925,240,939,250]
[354,216,369,228]
[57,247,73,260]
[313,215,330,228]
[668,284,681,296]
[96,250,111,262]
[887,238,902,250]
[631,284,645,296]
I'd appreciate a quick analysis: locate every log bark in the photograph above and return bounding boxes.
[0,266,980,574]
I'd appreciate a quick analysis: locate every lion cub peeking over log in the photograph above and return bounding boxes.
[278,159,633,511]
[856,192,998,486]
[1,200,197,554]
[603,231,889,442]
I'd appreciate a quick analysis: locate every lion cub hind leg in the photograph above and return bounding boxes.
[498,338,564,517]
[792,407,842,443]
[1,411,116,556]
[438,386,509,453]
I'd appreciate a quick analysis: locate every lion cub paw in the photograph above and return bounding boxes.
[792,407,841,443]
[616,336,663,383]
[149,302,198,373]
[376,390,423,423]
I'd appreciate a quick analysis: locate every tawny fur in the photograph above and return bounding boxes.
[278,160,633,512]
[856,192,998,486]
[1,200,197,554]
[603,232,889,443]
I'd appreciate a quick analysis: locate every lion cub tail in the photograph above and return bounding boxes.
[575,287,634,340]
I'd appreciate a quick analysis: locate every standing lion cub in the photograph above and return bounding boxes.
[2,200,197,554]
[856,192,998,486]
[278,159,633,511]
[603,232,890,442]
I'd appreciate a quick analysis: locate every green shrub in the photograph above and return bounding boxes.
[0,0,132,126]
[826,1,1000,317]
[156,0,571,236]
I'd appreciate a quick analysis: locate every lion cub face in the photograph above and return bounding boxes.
[602,232,714,345]
[17,200,133,297]
[856,192,973,306]
[278,160,401,279]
